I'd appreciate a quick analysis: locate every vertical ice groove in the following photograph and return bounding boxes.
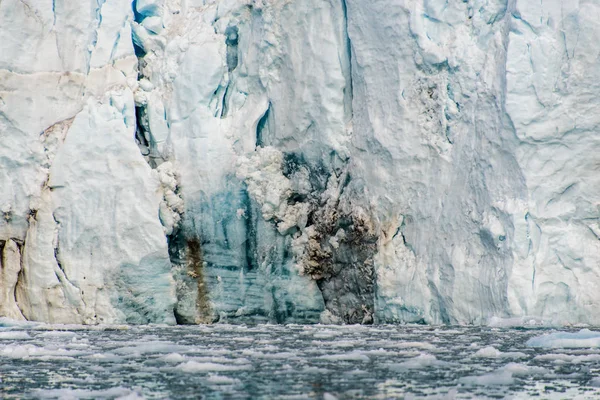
[13,250,26,320]
[240,190,258,272]
[50,211,81,300]
[51,0,56,27]
[108,17,129,62]
[340,0,354,122]
[255,103,270,148]
[129,28,188,325]
[0,240,4,270]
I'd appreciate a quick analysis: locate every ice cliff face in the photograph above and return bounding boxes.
[1,0,599,325]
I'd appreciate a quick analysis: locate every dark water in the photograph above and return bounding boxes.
[0,323,599,399]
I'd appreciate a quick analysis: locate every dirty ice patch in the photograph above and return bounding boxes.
[527,330,600,348]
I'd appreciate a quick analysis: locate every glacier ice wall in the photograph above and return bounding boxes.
[0,0,175,323]
[1,0,599,325]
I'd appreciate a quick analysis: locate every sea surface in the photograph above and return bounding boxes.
[1,322,600,399]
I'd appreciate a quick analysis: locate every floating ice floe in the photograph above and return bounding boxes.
[472,346,528,359]
[526,330,600,348]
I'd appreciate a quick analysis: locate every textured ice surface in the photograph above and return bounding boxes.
[527,329,600,349]
[0,0,175,324]
[2,0,600,325]
[1,324,600,399]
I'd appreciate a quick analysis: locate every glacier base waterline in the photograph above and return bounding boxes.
[1,0,600,326]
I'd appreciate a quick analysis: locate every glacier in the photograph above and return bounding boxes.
[0,0,599,325]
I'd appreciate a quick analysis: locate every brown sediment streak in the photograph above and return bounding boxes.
[302,200,378,325]
[186,238,211,324]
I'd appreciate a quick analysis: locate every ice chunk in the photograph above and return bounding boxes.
[459,370,515,386]
[0,331,31,340]
[459,363,546,386]
[205,375,241,385]
[318,352,370,362]
[527,330,600,349]
[472,346,527,359]
[176,361,251,373]
[162,353,186,363]
[390,354,445,370]
[534,353,600,364]
[33,387,143,399]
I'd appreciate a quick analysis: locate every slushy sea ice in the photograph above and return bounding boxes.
[0,324,599,399]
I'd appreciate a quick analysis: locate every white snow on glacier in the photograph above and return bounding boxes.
[0,0,599,325]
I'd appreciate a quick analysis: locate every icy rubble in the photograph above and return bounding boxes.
[1,0,600,325]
